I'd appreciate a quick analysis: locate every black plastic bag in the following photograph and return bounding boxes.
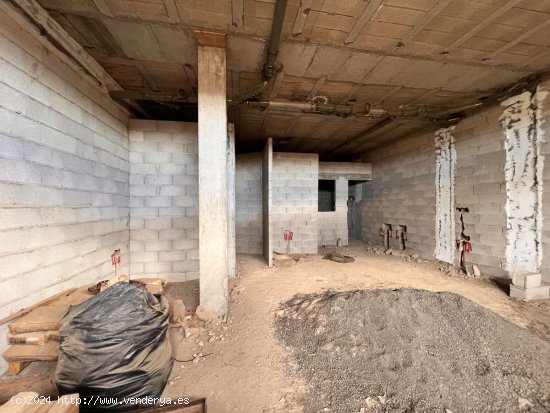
[55,282,173,411]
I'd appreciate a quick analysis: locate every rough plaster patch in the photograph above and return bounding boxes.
[434,126,456,264]
[501,90,544,275]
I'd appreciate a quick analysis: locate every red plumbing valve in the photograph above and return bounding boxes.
[284,230,293,241]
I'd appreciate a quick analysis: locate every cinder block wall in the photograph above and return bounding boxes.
[128,120,199,282]
[361,132,436,256]
[272,153,319,254]
[318,177,349,246]
[0,6,130,332]
[235,153,263,254]
[360,102,546,279]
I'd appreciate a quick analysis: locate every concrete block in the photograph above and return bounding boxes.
[510,284,550,301]
[512,273,542,289]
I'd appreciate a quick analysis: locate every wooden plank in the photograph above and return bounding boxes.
[9,288,92,334]
[8,332,58,346]
[194,31,227,48]
[0,289,75,327]
[345,0,383,45]
[3,342,59,363]
[6,363,29,377]
[0,368,57,404]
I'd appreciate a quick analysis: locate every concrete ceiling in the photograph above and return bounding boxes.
[36,0,550,157]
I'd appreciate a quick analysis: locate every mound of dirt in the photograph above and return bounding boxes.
[275,289,550,413]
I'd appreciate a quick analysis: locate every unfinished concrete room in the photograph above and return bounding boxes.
[1,0,550,411]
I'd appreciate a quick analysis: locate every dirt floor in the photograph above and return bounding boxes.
[163,240,550,412]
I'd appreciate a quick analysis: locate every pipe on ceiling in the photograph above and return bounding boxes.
[241,100,430,119]
[263,0,288,80]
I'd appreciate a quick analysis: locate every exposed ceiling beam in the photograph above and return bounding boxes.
[443,0,523,52]
[326,118,393,153]
[24,1,532,72]
[395,0,453,49]
[232,0,244,28]
[91,0,113,17]
[308,76,327,101]
[163,0,180,23]
[291,0,313,37]
[2,0,120,91]
[345,0,383,45]
[270,71,285,99]
[375,86,402,105]
[485,18,550,59]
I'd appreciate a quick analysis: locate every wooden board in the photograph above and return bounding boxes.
[0,290,76,327]
[8,332,58,346]
[0,363,57,404]
[9,288,93,334]
[6,363,29,377]
[3,342,59,363]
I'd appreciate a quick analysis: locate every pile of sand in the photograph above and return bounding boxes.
[276,289,550,413]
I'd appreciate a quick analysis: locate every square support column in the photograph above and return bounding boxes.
[196,31,228,314]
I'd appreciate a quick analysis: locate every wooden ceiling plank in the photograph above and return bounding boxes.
[397,0,454,46]
[487,18,550,59]
[444,0,523,52]
[345,0,383,45]
[292,0,313,37]
[232,0,244,28]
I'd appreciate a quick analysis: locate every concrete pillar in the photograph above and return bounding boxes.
[227,124,236,278]
[196,31,228,314]
[262,138,273,266]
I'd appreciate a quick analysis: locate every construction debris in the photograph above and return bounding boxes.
[323,252,355,263]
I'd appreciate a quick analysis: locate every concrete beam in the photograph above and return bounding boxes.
[232,0,244,28]
[444,0,522,52]
[196,31,229,314]
[291,0,313,37]
[486,18,550,59]
[345,0,383,45]
[396,0,453,48]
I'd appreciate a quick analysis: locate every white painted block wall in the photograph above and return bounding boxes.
[0,8,130,370]
[128,120,199,282]
[272,153,319,254]
[318,177,349,246]
[235,153,263,254]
